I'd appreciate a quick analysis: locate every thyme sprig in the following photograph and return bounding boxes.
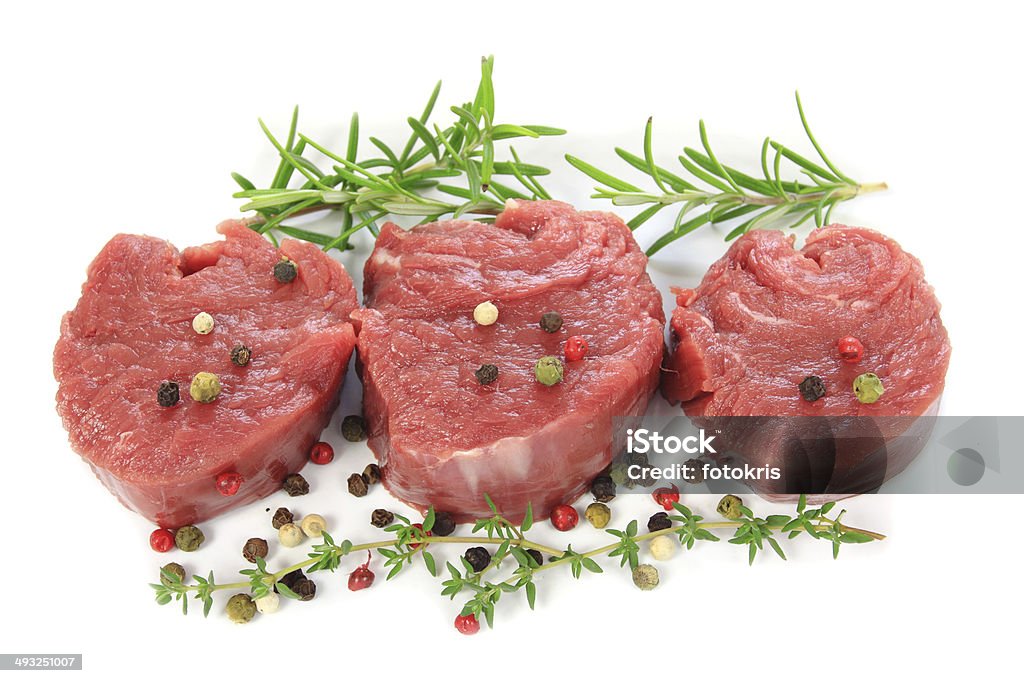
[232,56,565,251]
[566,93,887,255]
[150,495,883,628]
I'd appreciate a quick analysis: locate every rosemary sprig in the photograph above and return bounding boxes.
[232,56,565,251]
[150,494,883,629]
[566,92,887,255]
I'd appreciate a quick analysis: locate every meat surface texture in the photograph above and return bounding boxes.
[54,221,358,527]
[355,200,665,522]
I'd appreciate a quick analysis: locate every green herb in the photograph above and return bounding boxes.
[566,92,887,255]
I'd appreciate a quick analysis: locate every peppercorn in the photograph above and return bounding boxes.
[282,473,309,496]
[838,336,865,363]
[273,258,297,283]
[159,562,186,587]
[278,522,304,548]
[473,300,499,326]
[564,335,588,362]
[717,494,744,520]
[683,458,705,484]
[341,414,367,442]
[277,569,306,593]
[799,375,826,402]
[348,551,375,591]
[242,538,269,563]
[550,504,578,531]
[156,381,180,408]
[215,471,243,497]
[293,577,317,601]
[309,441,334,465]
[649,535,677,561]
[230,343,252,367]
[431,511,456,537]
[584,502,612,529]
[534,356,564,386]
[226,593,256,623]
[189,372,221,403]
[475,363,499,385]
[652,484,681,511]
[464,546,491,572]
[300,514,327,538]
[174,525,205,552]
[192,311,215,335]
[647,512,672,532]
[347,472,369,497]
[590,475,616,502]
[363,463,381,485]
[609,461,629,487]
[408,523,432,550]
[632,563,660,590]
[853,372,885,404]
[539,311,563,333]
[254,592,280,614]
[526,549,544,567]
[454,613,480,635]
[371,508,395,528]
[272,507,294,529]
[149,528,176,552]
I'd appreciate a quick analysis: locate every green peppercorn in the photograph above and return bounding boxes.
[159,562,186,587]
[431,511,456,537]
[282,473,309,496]
[371,508,395,528]
[157,380,179,408]
[717,494,744,520]
[526,549,544,566]
[585,502,612,529]
[189,372,221,403]
[363,463,381,485]
[348,472,369,497]
[273,258,297,283]
[230,344,252,367]
[853,372,885,404]
[242,538,269,563]
[799,375,826,402]
[590,475,616,502]
[609,461,629,487]
[647,511,672,532]
[174,525,205,552]
[464,546,491,572]
[272,507,294,529]
[341,414,367,442]
[539,311,563,333]
[632,563,660,591]
[534,356,564,386]
[475,363,499,385]
[226,593,256,623]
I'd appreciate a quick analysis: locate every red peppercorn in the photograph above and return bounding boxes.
[149,528,175,553]
[348,551,375,591]
[653,484,680,511]
[454,613,480,635]
[309,441,334,465]
[550,504,579,531]
[215,471,244,496]
[837,336,865,363]
[565,336,588,362]
[409,523,432,550]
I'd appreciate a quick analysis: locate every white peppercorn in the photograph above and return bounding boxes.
[300,514,327,538]
[278,522,304,547]
[649,534,677,561]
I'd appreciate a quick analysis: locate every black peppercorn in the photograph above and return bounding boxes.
[363,463,381,485]
[474,363,499,385]
[277,569,306,593]
[341,414,367,442]
[464,546,491,572]
[647,512,672,532]
[230,343,252,367]
[539,311,563,333]
[526,548,544,567]
[293,577,317,601]
[371,508,395,528]
[272,507,294,529]
[590,475,616,502]
[799,375,826,402]
[242,537,269,563]
[273,258,297,283]
[431,511,456,537]
[157,380,180,407]
[282,473,309,497]
[683,458,706,484]
[347,473,369,497]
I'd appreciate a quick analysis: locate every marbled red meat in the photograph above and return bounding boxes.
[354,200,665,522]
[54,221,358,527]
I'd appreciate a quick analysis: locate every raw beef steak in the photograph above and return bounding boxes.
[54,221,358,527]
[354,200,665,522]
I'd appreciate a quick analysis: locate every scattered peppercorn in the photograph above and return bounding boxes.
[647,512,672,532]
[189,372,221,403]
[717,494,744,520]
[539,311,563,333]
[649,535,677,561]
[300,514,327,538]
[347,472,369,497]
[632,563,660,590]
[534,355,564,386]
[174,525,205,552]
[341,414,367,442]
[278,522,304,548]
[309,441,334,465]
[550,504,579,531]
[526,548,544,566]
[272,507,294,529]
[838,336,865,363]
[363,463,381,485]
[159,562,186,587]
[799,375,826,402]
[590,475,616,502]
[564,335,588,362]
[683,458,705,484]
[230,343,252,367]
[277,569,307,593]
[242,538,269,563]
[348,551,375,591]
[475,363,499,385]
[215,471,243,497]
[226,594,256,624]
[156,381,180,408]
[149,528,176,553]
[464,546,491,572]
[652,484,681,511]
[473,300,499,326]
[254,592,279,614]
[431,511,456,537]
[282,473,309,496]
[853,372,885,404]
[294,577,317,601]
[585,502,612,529]
[273,258,297,283]
[455,613,480,635]
[609,461,629,487]
[192,311,215,335]
[371,509,395,528]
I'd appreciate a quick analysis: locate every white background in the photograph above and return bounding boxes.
[2,1,1021,680]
